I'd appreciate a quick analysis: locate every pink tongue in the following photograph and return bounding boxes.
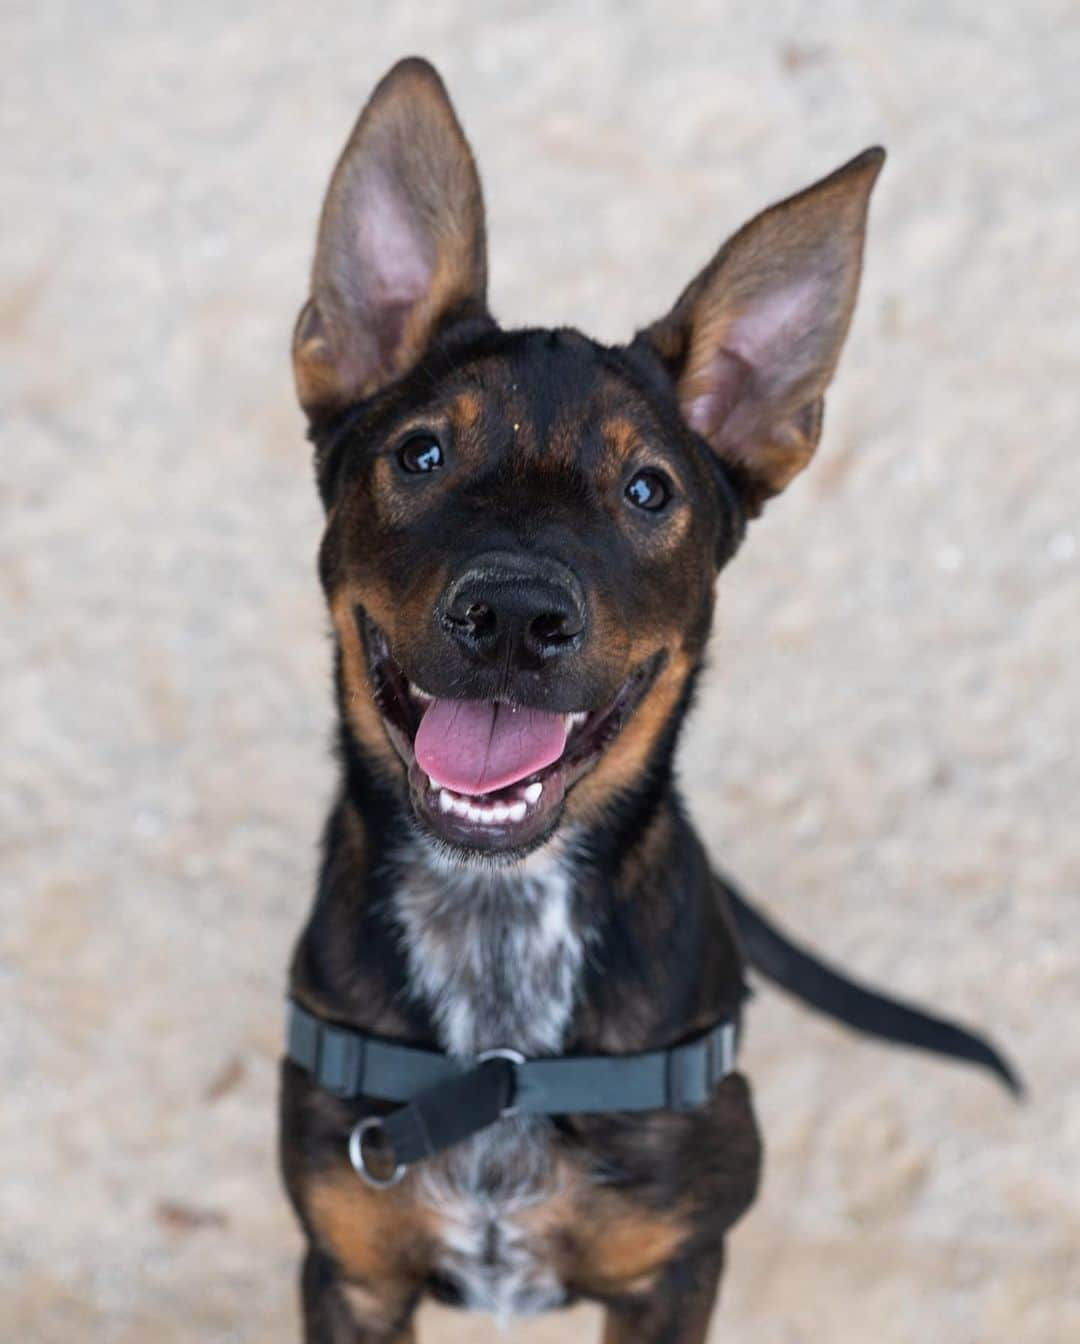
[414,698,568,796]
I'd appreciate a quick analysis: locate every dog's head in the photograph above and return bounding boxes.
[293,58,882,861]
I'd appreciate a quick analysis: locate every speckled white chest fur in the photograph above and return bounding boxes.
[392,841,585,1317]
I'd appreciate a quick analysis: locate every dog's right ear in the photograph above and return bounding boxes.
[292,58,488,420]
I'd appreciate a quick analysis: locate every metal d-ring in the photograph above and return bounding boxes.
[348,1116,406,1189]
[475,1047,525,1118]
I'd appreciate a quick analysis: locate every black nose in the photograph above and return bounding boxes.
[438,551,587,667]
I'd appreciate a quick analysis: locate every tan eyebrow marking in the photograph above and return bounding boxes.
[449,390,483,429]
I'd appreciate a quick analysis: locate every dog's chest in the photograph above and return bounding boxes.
[393,848,585,1315]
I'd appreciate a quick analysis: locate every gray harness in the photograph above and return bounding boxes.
[286,999,739,1187]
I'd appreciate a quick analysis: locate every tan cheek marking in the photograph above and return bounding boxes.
[568,649,692,824]
[328,586,401,775]
[587,595,634,674]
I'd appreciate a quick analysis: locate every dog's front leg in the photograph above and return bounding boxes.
[601,1246,725,1344]
[300,1247,419,1344]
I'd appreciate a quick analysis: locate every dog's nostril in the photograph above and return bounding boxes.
[526,608,584,659]
[464,601,496,638]
[530,612,573,645]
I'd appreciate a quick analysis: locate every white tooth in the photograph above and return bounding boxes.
[452,798,471,818]
[492,804,509,823]
[508,801,527,823]
[570,711,588,728]
[523,782,543,804]
[427,774,438,792]
[439,790,454,813]
[466,805,483,822]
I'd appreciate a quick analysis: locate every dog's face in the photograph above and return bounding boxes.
[308,327,731,857]
[294,59,882,860]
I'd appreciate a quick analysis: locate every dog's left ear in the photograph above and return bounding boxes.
[293,58,488,420]
[636,148,884,515]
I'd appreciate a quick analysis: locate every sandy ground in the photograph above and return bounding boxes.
[3,2,1078,1341]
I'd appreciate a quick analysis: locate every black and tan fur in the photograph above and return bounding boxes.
[281,56,895,1341]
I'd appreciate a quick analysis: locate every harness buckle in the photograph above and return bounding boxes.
[348,1116,406,1189]
[475,1047,525,1118]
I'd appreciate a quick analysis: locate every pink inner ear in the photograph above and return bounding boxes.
[724,277,824,388]
[683,277,830,452]
[357,171,433,308]
[685,277,826,443]
[686,349,750,439]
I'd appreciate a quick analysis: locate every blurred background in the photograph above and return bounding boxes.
[3,2,1077,1341]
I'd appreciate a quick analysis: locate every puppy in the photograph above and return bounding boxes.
[280,58,1016,1342]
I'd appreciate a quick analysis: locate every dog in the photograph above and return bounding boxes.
[280,58,1017,1342]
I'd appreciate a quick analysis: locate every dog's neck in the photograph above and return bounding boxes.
[292,731,744,1060]
[390,835,590,1059]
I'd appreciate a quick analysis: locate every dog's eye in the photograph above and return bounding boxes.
[625,469,671,512]
[397,434,444,474]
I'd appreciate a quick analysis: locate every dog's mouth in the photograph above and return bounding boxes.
[362,619,662,857]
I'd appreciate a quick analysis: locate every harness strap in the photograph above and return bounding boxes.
[286,1000,739,1183]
